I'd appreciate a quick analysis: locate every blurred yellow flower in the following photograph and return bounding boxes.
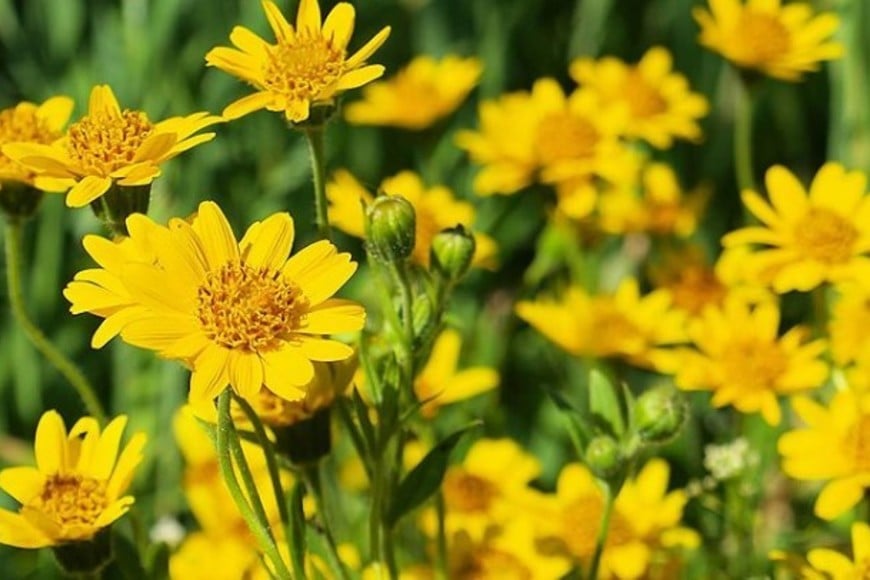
[538,459,698,579]
[806,522,870,579]
[326,169,498,267]
[206,0,391,123]
[0,411,146,548]
[570,47,708,149]
[64,201,364,405]
[693,0,842,81]
[829,284,870,369]
[415,329,499,418]
[3,85,221,208]
[723,163,870,293]
[779,388,870,520]
[655,297,827,425]
[345,55,482,129]
[516,278,686,368]
[0,97,73,187]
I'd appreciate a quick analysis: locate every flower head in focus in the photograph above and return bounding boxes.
[64,201,365,405]
[0,97,73,187]
[206,0,391,123]
[693,0,842,81]
[3,85,221,208]
[345,55,482,130]
[0,411,146,548]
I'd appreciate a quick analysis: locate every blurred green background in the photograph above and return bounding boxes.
[0,0,868,577]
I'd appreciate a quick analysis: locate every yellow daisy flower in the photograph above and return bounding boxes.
[569,47,709,149]
[538,459,699,579]
[654,296,827,425]
[0,411,146,548]
[515,278,686,368]
[326,169,498,268]
[0,96,73,187]
[723,163,870,293]
[693,0,842,81]
[779,388,870,520]
[3,85,221,208]
[206,0,391,123]
[829,284,870,368]
[414,329,499,418]
[806,522,870,579]
[344,55,482,130]
[64,201,365,405]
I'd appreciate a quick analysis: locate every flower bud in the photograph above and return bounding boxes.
[90,183,151,236]
[430,225,475,282]
[365,195,416,263]
[52,527,113,575]
[633,386,687,444]
[0,182,43,221]
[584,435,623,480]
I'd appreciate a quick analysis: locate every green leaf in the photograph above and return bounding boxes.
[112,530,147,580]
[385,422,481,527]
[289,481,307,580]
[146,543,170,580]
[589,369,625,437]
[539,382,592,452]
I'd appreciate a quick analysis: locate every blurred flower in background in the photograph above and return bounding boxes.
[0,97,73,188]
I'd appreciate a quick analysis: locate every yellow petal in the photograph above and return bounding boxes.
[35,411,68,474]
[36,96,75,132]
[296,0,322,34]
[283,240,357,305]
[222,91,274,120]
[296,337,354,361]
[815,477,865,520]
[133,132,177,163]
[94,497,135,528]
[189,344,231,403]
[345,26,391,69]
[88,85,121,118]
[261,0,295,43]
[85,416,128,480]
[65,175,113,208]
[0,510,53,548]
[335,65,385,91]
[0,467,45,504]
[322,3,355,49]
[107,433,147,499]
[229,351,265,401]
[302,299,365,334]
[263,346,314,399]
[193,201,239,269]
[230,25,269,58]
[433,368,499,405]
[240,212,295,271]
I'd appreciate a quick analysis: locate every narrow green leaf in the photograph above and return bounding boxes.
[112,530,147,580]
[289,481,307,580]
[589,369,625,437]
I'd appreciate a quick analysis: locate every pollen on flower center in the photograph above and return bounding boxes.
[593,306,641,354]
[264,35,344,103]
[0,109,55,145]
[196,262,308,352]
[35,474,109,528]
[459,549,533,579]
[535,113,600,165]
[721,340,787,387]
[624,72,667,117]
[794,208,859,264]
[668,267,727,315]
[846,416,870,471]
[443,469,498,513]
[737,12,791,64]
[561,497,632,557]
[67,110,154,176]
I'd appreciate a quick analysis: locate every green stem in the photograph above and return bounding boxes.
[733,77,756,195]
[368,454,383,563]
[3,221,106,423]
[434,491,449,580]
[303,127,331,241]
[216,390,291,579]
[390,263,416,384]
[587,484,614,580]
[302,463,350,580]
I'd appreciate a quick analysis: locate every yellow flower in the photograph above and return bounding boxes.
[806,522,870,579]
[655,297,827,425]
[515,278,686,367]
[0,96,73,187]
[569,47,709,149]
[693,0,842,81]
[64,201,365,405]
[779,388,870,520]
[345,55,482,129]
[206,0,391,123]
[597,162,707,237]
[415,329,499,418]
[723,163,870,293]
[326,169,498,268]
[171,533,261,580]
[829,284,870,368]
[3,85,221,208]
[538,459,699,579]
[0,411,146,547]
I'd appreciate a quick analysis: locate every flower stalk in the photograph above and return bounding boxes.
[733,76,756,194]
[303,126,331,241]
[587,483,615,580]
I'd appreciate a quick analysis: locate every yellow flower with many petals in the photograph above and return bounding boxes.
[3,85,221,208]
[326,169,498,267]
[805,522,870,579]
[415,329,499,418]
[345,55,482,130]
[723,163,870,293]
[829,284,870,369]
[64,201,365,405]
[693,0,842,81]
[516,278,686,368]
[570,47,709,149]
[654,297,827,425]
[0,411,146,548]
[779,388,870,520]
[0,97,73,187]
[537,460,699,579]
[206,0,391,123]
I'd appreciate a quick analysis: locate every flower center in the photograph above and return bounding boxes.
[196,262,307,352]
[846,416,870,471]
[736,12,791,65]
[443,469,498,513]
[535,113,600,166]
[720,339,788,389]
[34,474,109,529]
[667,266,727,316]
[560,496,633,558]
[0,107,61,180]
[67,110,154,176]
[456,548,533,580]
[263,34,344,104]
[794,208,859,265]
[592,305,642,357]
[624,72,667,118]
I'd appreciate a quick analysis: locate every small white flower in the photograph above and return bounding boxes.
[149,515,186,547]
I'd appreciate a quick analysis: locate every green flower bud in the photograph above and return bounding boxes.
[0,182,44,222]
[584,435,623,480]
[52,527,113,576]
[633,386,687,444]
[90,183,151,236]
[430,225,475,282]
[365,195,416,263]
